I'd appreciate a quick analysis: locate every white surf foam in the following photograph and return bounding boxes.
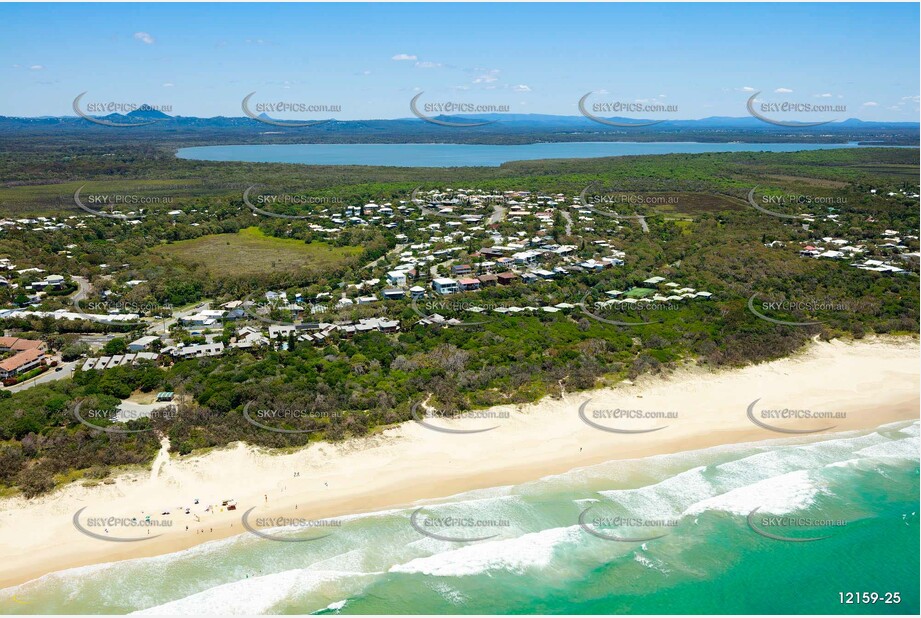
[389,525,580,577]
[598,465,712,518]
[131,569,375,615]
[853,435,920,461]
[684,469,819,516]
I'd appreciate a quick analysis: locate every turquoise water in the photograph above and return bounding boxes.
[2,421,917,615]
[175,142,874,167]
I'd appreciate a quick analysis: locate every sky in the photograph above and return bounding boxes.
[1,2,919,121]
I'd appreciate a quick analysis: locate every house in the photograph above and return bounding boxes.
[478,274,498,287]
[512,250,542,265]
[409,285,427,299]
[231,326,269,349]
[180,310,226,326]
[167,342,225,358]
[268,325,296,339]
[0,336,46,354]
[852,259,907,274]
[383,288,406,301]
[0,347,44,379]
[357,317,400,333]
[386,270,407,287]
[800,246,821,257]
[30,274,66,290]
[579,260,606,271]
[458,277,480,291]
[497,272,518,285]
[432,277,459,295]
[451,264,472,276]
[128,336,159,352]
[0,336,48,378]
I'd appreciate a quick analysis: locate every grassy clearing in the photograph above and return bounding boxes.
[653,192,743,217]
[0,179,236,216]
[153,227,363,277]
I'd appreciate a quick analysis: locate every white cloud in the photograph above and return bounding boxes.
[392,54,417,61]
[862,101,879,107]
[133,32,155,45]
[815,93,832,98]
[162,82,174,88]
[512,84,531,93]
[414,61,442,69]
[774,87,793,93]
[29,64,44,71]
[740,86,756,92]
[473,69,500,84]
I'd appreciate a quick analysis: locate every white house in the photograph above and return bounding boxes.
[432,278,459,295]
[128,336,159,352]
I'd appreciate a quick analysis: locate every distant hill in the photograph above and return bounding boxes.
[0,112,916,147]
[126,106,172,120]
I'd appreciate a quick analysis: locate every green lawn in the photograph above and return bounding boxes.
[625,287,656,298]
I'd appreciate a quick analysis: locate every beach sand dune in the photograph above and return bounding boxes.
[1,337,917,589]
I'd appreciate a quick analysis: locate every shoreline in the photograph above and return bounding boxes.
[1,336,918,590]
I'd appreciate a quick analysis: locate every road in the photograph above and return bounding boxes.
[71,276,91,305]
[488,204,506,224]
[430,257,456,278]
[561,210,573,235]
[364,243,407,271]
[637,215,650,233]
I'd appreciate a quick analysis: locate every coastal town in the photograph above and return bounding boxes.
[1,183,917,390]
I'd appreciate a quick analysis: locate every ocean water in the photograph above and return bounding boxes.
[174,142,874,167]
[2,421,918,615]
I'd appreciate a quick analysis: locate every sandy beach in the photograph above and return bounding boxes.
[1,336,918,590]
